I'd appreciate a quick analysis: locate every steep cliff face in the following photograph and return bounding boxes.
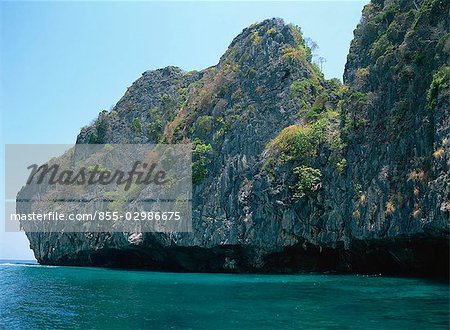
[22,2,449,277]
[338,0,450,276]
[342,0,449,240]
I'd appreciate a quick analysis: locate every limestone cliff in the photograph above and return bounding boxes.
[22,1,449,277]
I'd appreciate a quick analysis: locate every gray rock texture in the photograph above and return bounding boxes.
[21,1,449,277]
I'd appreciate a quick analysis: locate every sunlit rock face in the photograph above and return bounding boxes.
[21,2,450,278]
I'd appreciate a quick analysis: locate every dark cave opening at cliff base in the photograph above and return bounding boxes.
[40,236,449,279]
[264,237,449,279]
[345,237,450,279]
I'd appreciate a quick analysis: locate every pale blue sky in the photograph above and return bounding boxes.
[0,1,367,260]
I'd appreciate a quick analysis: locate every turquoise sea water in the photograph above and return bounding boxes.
[0,260,448,329]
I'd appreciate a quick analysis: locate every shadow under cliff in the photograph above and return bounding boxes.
[37,235,449,280]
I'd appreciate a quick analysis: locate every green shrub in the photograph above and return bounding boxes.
[281,46,307,61]
[192,138,213,185]
[86,164,109,173]
[292,166,321,199]
[250,30,261,45]
[87,115,108,144]
[349,91,368,107]
[393,100,408,124]
[265,118,330,200]
[290,77,322,97]
[145,121,163,142]
[88,132,99,144]
[426,66,449,111]
[266,118,327,165]
[336,158,347,173]
[145,107,163,141]
[196,116,214,135]
[290,80,306,95]
[305,109,320,119]
[312,63,322,75]
[370,34,392,59]
[96,119,107,142]
[288,24,304,46]
[131,118,142,132]
[148,107,161,118]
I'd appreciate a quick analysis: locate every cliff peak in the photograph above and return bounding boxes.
[218,17,313,71]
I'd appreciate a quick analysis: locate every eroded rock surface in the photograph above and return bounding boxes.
[21,1,449,277]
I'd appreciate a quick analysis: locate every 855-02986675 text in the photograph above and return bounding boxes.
[10,211,183,222]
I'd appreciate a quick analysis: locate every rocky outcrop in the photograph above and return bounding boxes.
[340,0,449,273]
[22,1,449,277]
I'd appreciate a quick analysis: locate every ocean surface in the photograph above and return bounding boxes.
[0,260,448,329]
